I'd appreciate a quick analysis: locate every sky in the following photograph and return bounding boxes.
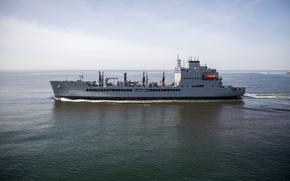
[0,0,289,70]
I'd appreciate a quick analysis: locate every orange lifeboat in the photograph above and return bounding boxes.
[203,75,218,80]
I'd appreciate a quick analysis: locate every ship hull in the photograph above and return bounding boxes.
[54,96,242,100]
[50,81,245,100]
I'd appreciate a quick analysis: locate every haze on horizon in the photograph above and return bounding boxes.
[0,0,289,70]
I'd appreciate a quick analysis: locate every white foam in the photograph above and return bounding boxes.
[245,93,290,99]
[258,71,286,75]
[260,72,271,75]
[53,97,238,104]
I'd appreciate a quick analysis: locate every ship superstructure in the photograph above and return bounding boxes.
[50,56,245,100]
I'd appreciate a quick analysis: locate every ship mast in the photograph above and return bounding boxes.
[124,72,127,86]
[177,54,181,67]
[142,71,145,87]
[161,71,165,87]
[98,71,102,86]
[145,72,148,86]
[79,72,84,81]
[101,71,104,86]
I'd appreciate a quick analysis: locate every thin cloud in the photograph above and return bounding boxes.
[0,0,289,70]
[0,17,176,70]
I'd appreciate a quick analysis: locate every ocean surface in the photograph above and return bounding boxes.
[0,70,290,180]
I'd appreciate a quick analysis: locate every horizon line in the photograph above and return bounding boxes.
[0,69,289,72]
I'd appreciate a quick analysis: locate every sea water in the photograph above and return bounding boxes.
[0,70,290,180]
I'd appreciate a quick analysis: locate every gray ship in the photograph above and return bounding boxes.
[50,57,245,100]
